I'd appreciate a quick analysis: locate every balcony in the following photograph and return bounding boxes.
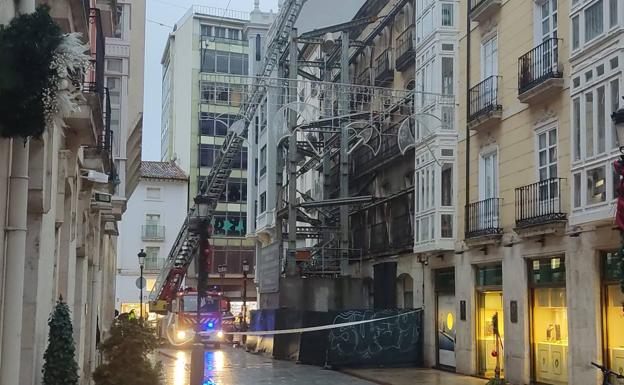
[374,48,393,85]
[469,0,502,23]
[356,67,371,86]
[515,178,567,237]
[351,125,401,179]
[468,76,502,131]
[142,225,165,241]
[518,38,563,103]
[395,25,415,72]
[465,198,502,241]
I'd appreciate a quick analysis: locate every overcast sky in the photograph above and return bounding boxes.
[142,0,280,161]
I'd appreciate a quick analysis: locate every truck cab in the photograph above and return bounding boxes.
[168,291,225,347]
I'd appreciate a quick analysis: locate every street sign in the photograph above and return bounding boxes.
[135,277,146,289]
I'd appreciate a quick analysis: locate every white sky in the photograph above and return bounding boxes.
[142,0,280,160]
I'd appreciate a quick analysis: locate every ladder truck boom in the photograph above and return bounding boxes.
[149,0,306,309]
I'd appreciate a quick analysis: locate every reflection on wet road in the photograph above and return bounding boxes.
[159,346,373,385]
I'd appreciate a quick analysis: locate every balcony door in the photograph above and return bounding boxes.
[536,0,558,74]
[479,150,499,229]
[145,214,161,238]
[537,128,559,213]
[480,35,498,111]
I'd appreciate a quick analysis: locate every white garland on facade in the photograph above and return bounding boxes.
[42,32,91,129]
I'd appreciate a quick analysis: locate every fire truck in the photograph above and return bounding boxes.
[160,289,228,347]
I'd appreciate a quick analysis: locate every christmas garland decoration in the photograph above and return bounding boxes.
[0,6,89,139]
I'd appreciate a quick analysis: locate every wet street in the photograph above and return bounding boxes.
[159,346,374,385]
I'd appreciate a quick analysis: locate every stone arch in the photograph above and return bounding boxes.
[396,273,414,309]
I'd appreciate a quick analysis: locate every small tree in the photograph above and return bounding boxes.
[93,317,162,385]
[42,296,79,385]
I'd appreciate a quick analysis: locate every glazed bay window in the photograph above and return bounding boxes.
[586,166,606,204]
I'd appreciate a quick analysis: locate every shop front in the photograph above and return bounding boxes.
[602,251,624,376]
[435,268,456,369]
[529,256,568,385]
[476,264,504,378]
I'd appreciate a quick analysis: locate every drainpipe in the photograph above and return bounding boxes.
[0,2,35,383]
[465,0,471,236]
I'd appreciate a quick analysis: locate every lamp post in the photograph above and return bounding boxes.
[241,259,250,337]
[137,249,146,319]
[190,195,211,385]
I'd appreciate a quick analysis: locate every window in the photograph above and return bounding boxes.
[442,43,454,51]
[441,57,453,95]
[481,36,498,79]
[612,79,621,149]
[106,59,123,72]
[201,50,249,74]
[215,27,226,38]
[259,145,267,176]
[573,98,581,160]
[144,247,161,270]
[572,16,580,50]
[441,164,452,206]
[260,192,266,213]
[539,0,558,40]
[442,106,454,130]
[586,166,606,204]
[201,24,211,36]
[585,0,604,42]
[441,3,453,26]
[114,5,124,38]
[597,86,606,153]
[480,151,498,200]
[107,77,121,105]
[255,34,262,61]
[586,92,594,157]
[199,144,218,167]
[573,173,581,207]
[537,128,557,181]
[225,179,247,203]
[200,113,229,137]
[146,214,160,225]
[609,0,618,27]
[146,187,161,200]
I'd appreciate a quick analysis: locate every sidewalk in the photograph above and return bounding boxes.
[342,367,488,385]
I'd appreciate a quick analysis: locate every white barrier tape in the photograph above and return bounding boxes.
[206,309,419,337]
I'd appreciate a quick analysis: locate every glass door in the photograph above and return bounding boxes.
[436,269,456,369]
[476,265,504,378]
[602,252,624,376]
[530,257,568,385]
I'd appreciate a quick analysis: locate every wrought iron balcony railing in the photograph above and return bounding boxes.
[518,38,563,95]
[395,25,415,71]
[98,87,112,152]
[515,178,566,228]
[142,225,166,241]
[84,8,105,108]
[374,48,393,83]
[465,198,502,238]
[469,75,502,122]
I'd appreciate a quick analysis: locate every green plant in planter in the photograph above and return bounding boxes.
[42,296,79,385]
[93,317,163,385]
[0,5,63,139]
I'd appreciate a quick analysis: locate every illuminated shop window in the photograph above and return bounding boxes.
[602,251,624,376]
[530,257,568,385]
[476,265,504,378]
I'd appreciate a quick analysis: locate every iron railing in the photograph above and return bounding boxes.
[395,24,415,71]
[515,178,566,227]
[98,87,112,151]
[465,198,502,238]
[370,222,389,252]
[351,123,400,178]
[84,8,105,108]
[390,213,413,248]
[374,48,393,82]
[469,75,502,122]
[356,67,371,86]
[142,225,166,240]
[518,38,562,95]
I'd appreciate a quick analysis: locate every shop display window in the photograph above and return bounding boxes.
[603,252,624,376]
[476,264,504,377]
[530,256,568,385]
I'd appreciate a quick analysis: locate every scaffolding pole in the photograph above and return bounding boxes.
[339,31,350,275]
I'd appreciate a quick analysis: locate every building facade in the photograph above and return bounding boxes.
[160,5,273,304]
[115,161,188,317]
[0,0,143,384]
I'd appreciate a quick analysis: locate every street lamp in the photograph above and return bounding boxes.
[241,259,250,337]
[137,249,146,319]
[190,195,211,385]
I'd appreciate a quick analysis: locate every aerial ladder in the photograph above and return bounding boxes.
[149,0,307,312]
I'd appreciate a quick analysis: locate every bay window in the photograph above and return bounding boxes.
[586,166,606,205]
